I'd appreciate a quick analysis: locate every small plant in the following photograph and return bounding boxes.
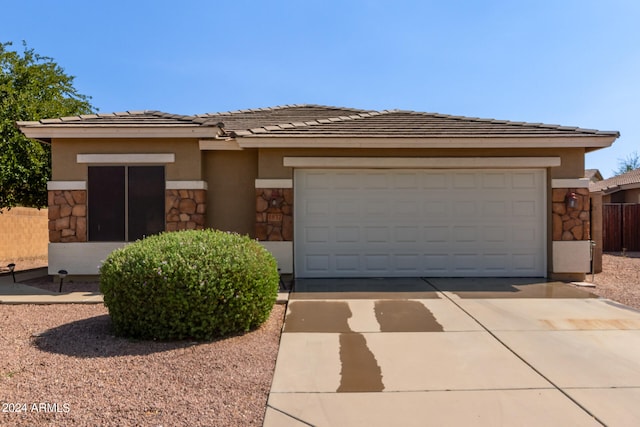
[99,229,279,340]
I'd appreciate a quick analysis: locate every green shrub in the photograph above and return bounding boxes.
[99,229,279,340]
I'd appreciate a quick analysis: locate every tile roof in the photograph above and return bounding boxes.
[29,111,209,127]
[590,168,640,193]
[199,105,620,138]
[585,169,604,182]
[18,104,620,140]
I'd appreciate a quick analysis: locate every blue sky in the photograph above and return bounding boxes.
[3,0,639,178]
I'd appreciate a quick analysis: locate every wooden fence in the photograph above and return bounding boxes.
[603,204,640,252]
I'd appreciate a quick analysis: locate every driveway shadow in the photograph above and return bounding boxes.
[426,277,598,299]
[292,277,441,300]
[32,315,205,358]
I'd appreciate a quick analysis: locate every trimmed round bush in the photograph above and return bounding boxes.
[99,229,279,340]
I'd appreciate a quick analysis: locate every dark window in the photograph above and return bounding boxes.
[88,166,125,241]
[88,165,165,242]
[128,166,165,241]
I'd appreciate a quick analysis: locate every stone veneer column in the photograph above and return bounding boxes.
[48,190,87,243]
[552,187,590,241]
[255,188,293,241]
[165,189,206,231]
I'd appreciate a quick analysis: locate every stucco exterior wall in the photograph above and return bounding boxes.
[51,138,202,181]
[257,147,585,179]
[203,150,258,236]
[624,188,640,203]
[603,188,640,204]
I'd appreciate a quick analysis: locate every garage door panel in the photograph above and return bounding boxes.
[305,255,330,273]
[304,200,330,216]
[365,254,390,271]
[394,226,420,243]
[305,227,330,244]
[335,254,360,272]
[365,227,389,243]
[513,200,537,216]
[454,200,478,216]
[453,226,478,242]
[335,199,359,215]
[295,169,545,277]
[335,226,359,243]
[483,172,508,188]
[513,172,538,188]
[452,172,477,189]
[363,172,389,189]
[423,172,448,188]
[424,226,450,242]
[483,226,507,242]
[395,200,420,216]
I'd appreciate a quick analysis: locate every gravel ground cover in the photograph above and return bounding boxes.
[0,302,285,426]
[581,252,640,310]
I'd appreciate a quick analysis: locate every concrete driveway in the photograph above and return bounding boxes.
[264,278,640,426]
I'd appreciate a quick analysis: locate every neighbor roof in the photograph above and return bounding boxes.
[590,168,640,193]
[18,104,620,148]
[585,169,604,182]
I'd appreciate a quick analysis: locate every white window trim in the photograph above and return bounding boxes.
[77,153,175,164]
[47,181,86,190]
[166,181,208,190]
[551,178,590,188]
[255,179,293,189]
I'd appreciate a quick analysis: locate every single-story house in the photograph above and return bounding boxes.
[590,168,640,267]
[17,104,619,281]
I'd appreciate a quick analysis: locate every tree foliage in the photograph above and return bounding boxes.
[613,151,640,176]
[0,41,94,210]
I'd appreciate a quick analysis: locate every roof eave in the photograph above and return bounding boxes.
[235,135,619,149]
[17,125,220,140]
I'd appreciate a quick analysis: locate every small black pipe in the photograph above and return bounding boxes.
[58,270,68,293]
[8,263,16,283]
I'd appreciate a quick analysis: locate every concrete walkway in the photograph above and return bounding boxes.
[0,270,289,305]
[265,278,640,426]
[0,269,103,304]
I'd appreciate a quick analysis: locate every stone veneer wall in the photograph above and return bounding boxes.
[165,189,206,231]
[48,190,87,242]
[256,188,293,241]
[552,187,590,241]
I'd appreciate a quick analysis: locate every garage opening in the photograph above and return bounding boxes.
[294,169,546,278]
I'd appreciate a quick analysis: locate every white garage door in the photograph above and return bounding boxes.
[294,169,546,278]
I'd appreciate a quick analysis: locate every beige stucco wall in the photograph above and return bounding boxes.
[603,188,640,204]
[51,138,202,181]
[203,150,258,236]
[0,207,48,260]
[257,147,585,179]
[624,188,640,203]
